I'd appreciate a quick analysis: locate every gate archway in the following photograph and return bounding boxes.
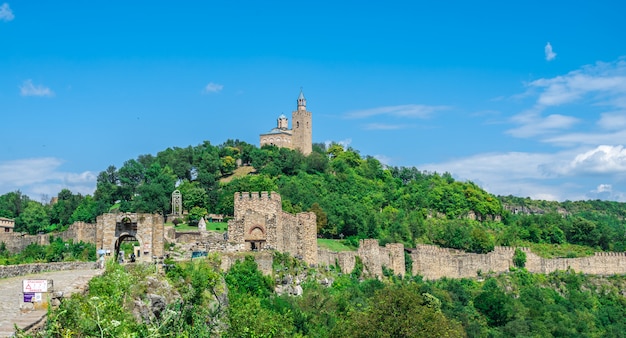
[96,213,164,263]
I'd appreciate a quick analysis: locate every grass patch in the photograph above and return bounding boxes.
[317,239,356,252]
[521,241,598,258]
[165,222,228,232]
[220,166,256,183]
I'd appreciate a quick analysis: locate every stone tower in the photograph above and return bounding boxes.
[291,90,312,155]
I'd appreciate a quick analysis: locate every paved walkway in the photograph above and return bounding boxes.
[0,268,104,337]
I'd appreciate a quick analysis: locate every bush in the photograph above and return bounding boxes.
[513,248,527,268]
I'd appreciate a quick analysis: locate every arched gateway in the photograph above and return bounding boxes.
[96,213,164,263]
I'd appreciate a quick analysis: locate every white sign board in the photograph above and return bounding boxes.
[23,279,48,293]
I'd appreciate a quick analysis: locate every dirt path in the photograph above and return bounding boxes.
[0,268,104,337]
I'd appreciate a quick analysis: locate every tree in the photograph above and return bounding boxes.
[0,190,30,218]
[336,284,466,337]
[50,189,83,226]
[117,159,145,202]
[94,165,119,206]
[132,164,176,214]
[16,200,50,234]
[474,278,514,327]
[69,195,99,223]
[309,202,328,233]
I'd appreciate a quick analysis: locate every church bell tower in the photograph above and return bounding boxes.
[291,89,312,155]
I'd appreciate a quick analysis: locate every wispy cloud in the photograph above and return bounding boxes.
[19,79,54,97]
[545,42,556,61]
[531,59,626,107]
[345,104,448,119]
[203,82,223,94]
[507,111,579,138]
[0,158,97,199]
[507,58,626,141]
[419,148,626,202]
[363,123,409,130]
[0,3,14,22]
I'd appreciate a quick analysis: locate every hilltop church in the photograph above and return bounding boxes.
[259,90,312,155]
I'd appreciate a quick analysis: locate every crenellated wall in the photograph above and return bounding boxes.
[228,191,317,265]
[410,245,626,280]
[317,240,406,278]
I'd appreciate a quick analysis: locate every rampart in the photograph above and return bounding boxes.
[316,240,406,277]
[410,245,626,280]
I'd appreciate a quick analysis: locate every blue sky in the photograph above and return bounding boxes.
[2,1,626,202]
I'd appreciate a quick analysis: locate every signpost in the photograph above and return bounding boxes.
[22,279,51,310]
[23,279,48,293]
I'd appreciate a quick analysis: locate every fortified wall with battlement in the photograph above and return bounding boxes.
[227,191,317,265]
[317,239,406,277]
[409,244,626,280]
[2,209,625,280]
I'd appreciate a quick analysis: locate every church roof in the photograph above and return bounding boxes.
[298,89,305,100]
[261,128,292,136]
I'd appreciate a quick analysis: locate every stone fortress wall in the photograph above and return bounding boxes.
[408,244,626,280]
[227,191,317,265]
[0,222,96,254]
[2,213,626,280]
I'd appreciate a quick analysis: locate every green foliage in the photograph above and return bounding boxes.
[225,255,274,298]
[513,248,526,268]
[187,206,208,226]
[333,283,466,337]
[0,237,96,265]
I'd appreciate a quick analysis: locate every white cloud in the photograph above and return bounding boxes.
[0,3,14,22]
[597,111,626,130]
[545,42,556,61]
[0,158,97,199]
[595,184,612,193]
[19,79,55,97]
[419,151,566,200]
[203,82,223,93]
[507,111,579,138]
[567,145,626,175]
[530,59,626,107]
[508,58,626,141]
[345,104,448,119]
[324,139,352,150]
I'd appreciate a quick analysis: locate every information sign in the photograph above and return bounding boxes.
[23,292,34,302]
[23,279,48,293]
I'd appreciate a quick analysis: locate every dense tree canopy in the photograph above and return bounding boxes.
[2,139,626,252]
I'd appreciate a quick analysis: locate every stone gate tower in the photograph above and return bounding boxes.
[291,90,312,155]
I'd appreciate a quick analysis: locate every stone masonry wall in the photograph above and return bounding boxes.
[0,261,97,279]
[227,192,317,265]
[357,239,383,277]
[57,222,97,244]
[0,232,48,254]
[410,245,626,280]
[0,222,97,254]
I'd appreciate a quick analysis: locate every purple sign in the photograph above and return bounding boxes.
[23,292,35,302]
